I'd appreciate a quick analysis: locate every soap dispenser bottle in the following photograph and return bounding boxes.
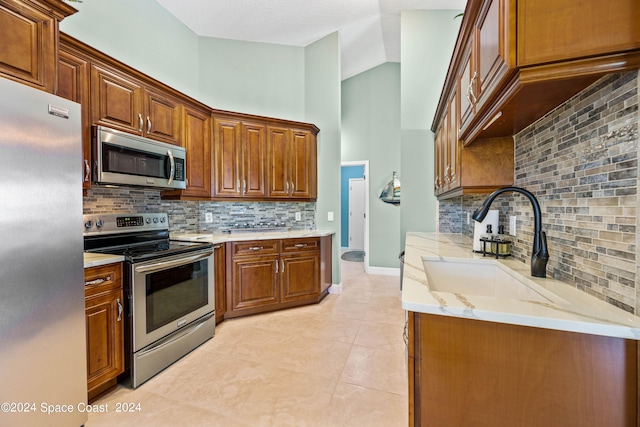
[495,225,512,256]
[480,224,494,255]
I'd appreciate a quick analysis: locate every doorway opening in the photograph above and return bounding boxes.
[340,161,369,272]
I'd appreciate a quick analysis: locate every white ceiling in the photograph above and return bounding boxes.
[154,0,466,80]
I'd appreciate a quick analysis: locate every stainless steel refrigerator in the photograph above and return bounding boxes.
[0,77,87,426]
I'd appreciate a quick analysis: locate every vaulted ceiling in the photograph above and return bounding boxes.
[154,0,466,80]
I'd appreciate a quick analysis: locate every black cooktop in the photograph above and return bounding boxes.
[84,229,212,262]
[91,240,212,262]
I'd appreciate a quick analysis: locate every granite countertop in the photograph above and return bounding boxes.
[84,252,125,268]
[401,232,640,340]
[170,229,336,244]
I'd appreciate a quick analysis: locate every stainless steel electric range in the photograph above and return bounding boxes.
[83,213,216,388]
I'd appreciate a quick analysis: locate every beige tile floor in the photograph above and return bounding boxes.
[86,259,408,427]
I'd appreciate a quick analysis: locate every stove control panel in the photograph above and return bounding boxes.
[117,216,144,227]
[83,213,169,235]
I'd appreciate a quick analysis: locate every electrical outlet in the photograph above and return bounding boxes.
[205,212,213,223]
[466,212,470,225]
[328,211,334,221]
[509,215,517,236]
[295,212,301,221]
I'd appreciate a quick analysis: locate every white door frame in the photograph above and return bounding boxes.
[348,178,365,250]
[341,160,370,273]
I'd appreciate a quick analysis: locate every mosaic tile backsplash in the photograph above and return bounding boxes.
[440,71,639,315]
[83,187,316,234]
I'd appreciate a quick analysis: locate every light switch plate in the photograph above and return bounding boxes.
[328,211,334,221]
[295,212,301,221]
[509,215,517,236]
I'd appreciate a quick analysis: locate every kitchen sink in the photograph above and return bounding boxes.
[422,257,560,303]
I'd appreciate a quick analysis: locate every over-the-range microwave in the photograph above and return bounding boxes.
[93,126,186,190]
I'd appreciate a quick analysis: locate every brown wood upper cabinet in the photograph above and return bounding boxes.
[213,116,268,199]
[212,115,318,201]
[267,126,317,200]
[90,63,182,146]
[0,0,76,93]
[437,0,640,144]
[165,102,212,199]
[57,38,92,190]
[433,0,640,199]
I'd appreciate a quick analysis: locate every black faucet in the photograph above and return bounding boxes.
[472,186,549,278]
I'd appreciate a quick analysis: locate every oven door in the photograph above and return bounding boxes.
[131,248,214,352]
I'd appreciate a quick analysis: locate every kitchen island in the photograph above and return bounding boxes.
[402,232,640,427]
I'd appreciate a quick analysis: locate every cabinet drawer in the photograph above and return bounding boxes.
[281,238,320,253]
[231,240,279,257]
[84,263,122,296]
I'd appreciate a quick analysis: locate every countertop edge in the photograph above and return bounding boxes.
[170,229,336,244]
[83,253,125,269]
[401,232,640,341]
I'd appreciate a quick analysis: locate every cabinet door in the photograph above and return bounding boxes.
[180,104,212,198]
[266,126,291,198]
[213,117,243,198]
[91,64,144,134]
[280,252,320,302]
[213,244,226,324]
[474,0,515,116]
[289,129,317,199]
[458,40,475,134]
[230,254,280,311]
[433,124,444,195]
[144,87,182,145]
[85,288,124,398]
[84,262,124,401]
[58,47,91,190]
[0,1,57,92]
[242,122,267,198]
[446,90,458,190]
[517,0,640,67]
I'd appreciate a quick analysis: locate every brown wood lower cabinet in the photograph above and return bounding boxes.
[225,237,328,318]
[408,312,638,427]
[84,263,124,402]
[213,243,226,324]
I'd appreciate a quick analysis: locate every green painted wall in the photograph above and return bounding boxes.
[60,0,201,99]
[400,10,462,247]
[305,32,342,283]
[198,37,305,120]
[341,63,401,268]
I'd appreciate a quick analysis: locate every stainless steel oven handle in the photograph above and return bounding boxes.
[134,250,213,273]
[167,149,175,186]
[136,312,214,357]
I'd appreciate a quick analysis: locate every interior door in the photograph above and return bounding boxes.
[348,178,366,250]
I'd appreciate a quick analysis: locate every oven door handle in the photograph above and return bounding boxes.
[134,251,213,273]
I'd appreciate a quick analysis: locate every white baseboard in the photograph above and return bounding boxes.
[328,283,342,294]
[367,266,401,276]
